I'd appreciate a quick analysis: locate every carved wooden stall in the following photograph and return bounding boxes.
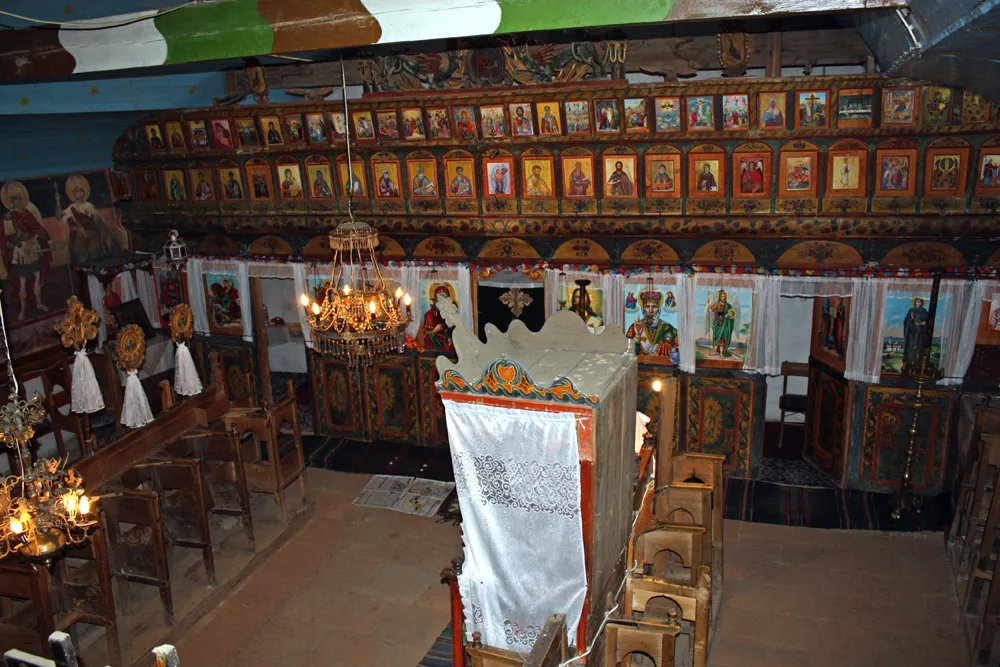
[436,307,636,664]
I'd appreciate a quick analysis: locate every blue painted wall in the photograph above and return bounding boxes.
[0,112,140,180]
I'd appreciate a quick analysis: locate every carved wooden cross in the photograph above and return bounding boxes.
[500,288,534,318]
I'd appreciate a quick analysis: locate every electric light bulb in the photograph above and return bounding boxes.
[79,495,91,515]
[300,294,310,307]
[652,379,663,392]
[311,302,321,315]
[343,284,351,295]
[395,287,403,299]
[403,294,412,307]
[369,300,377,314]
[8,518,22,535]
[64,494,78,513]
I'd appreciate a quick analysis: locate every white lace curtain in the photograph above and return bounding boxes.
[543,269,623,327]
[443,400,587,651]
[185,258,253,341]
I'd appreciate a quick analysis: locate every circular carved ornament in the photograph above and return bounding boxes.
[169,303,194,344]
[115,324,146,373]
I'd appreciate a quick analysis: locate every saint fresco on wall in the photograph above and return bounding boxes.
[881,291,952,373]
[695,286,753,364]
[561,281,604,334]
[624,284,679,363]
[419,280,460,353]
[204,271,243,335]
[0,171,126,356]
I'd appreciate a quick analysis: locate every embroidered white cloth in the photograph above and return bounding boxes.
[121,370,154,428]
[173,342,203,396]
[71,350,104,414]
[443,400,587,652]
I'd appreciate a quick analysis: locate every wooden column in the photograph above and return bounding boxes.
[766,33,782,78]
[249,277,273,405]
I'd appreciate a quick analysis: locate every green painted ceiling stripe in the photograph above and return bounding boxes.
[495,0,674,35]
[155,0,273,66]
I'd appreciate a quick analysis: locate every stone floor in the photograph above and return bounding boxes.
[175,469,969,667]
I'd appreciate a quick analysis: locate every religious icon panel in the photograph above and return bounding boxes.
[880,290,952,373]
[164,121,186,151]
[145,123,166,151]
[975,149,1000,194]
[564,101,590,135]
[602,155,637,198]
[875,148,918,197]
[372,160,403,199]
[561,156,595,198]
[522,157,555,198]
[444,158,476,198]
[536,102,561,136]
[276,163,305,200]
[882,87,918,127]
[453,106,478,139]
[203,272,243,336]
[352,110,376,140]
[695,285,753,366]
[401,109,426,140]
[734,153,771,199]
[234,118,259,147]
[260,116,284,146]
[653,97,681,132]
[137,169,161,202]
[795,91,829,129]
[305,113,328,144]
[479,105,504,138]
[337,162,367,198]
[210,119,235,150]
[188,120,209,149]
[722,94,749,130]
[837,89,873,129]
[245,163,275,201]
[779,151,818,198]
[509,103,535,137]
[376,110,400,140]
[924,147,969,197]
[189,167,215,202]
[306,164,335,199]
[757,92,786,130]
[922,86,952,126]
[645,154,680,198]
[284,114,306,143]
[328,111,347,141]
[418,279,461,353]
[595,100,621,134]
[426,108,452,139]
[689,152,724,199]
[217,166,245,201]
[484,157,515,198]
[624,98,649,133]
[408,158,440,198]
[163,169,187,202]
[624,283,680,364]
[686,96,715,131]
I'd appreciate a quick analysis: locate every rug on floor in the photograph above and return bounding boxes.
[417,623,453,667]
[757,457,837,488]
[303,436,454,481]
[434,479,951,532]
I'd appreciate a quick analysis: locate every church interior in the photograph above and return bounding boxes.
[1,0,1000,665]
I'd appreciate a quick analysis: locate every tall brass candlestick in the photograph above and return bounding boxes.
[891,272,943,519]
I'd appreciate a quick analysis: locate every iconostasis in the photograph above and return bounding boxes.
[113,74,1000,493]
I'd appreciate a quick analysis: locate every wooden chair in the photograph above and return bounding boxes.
[633,524,707,587]
[224,381,309,525]
[776,361,809,450]
[605,619,680,667]
[131,459,217,586]
[52,527,122,667]
[624,566,712,667]
[654,485,715,590]
[0,562,54,657]
[38,358,83,462]
[950,405,1000,550]
[101,490,174,626]
[170,426,255,551]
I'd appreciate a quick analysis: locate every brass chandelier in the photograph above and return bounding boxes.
[0,297,96,564]
[300,58,412,364]
[300,222,412,364]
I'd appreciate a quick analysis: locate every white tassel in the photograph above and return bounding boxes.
[121,370,153,428]
[71,350,105,414]
[174,342,203,396]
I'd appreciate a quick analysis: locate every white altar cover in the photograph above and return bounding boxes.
[443,399,588,652]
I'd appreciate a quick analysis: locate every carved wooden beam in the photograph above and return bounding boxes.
[0,0,900,83]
